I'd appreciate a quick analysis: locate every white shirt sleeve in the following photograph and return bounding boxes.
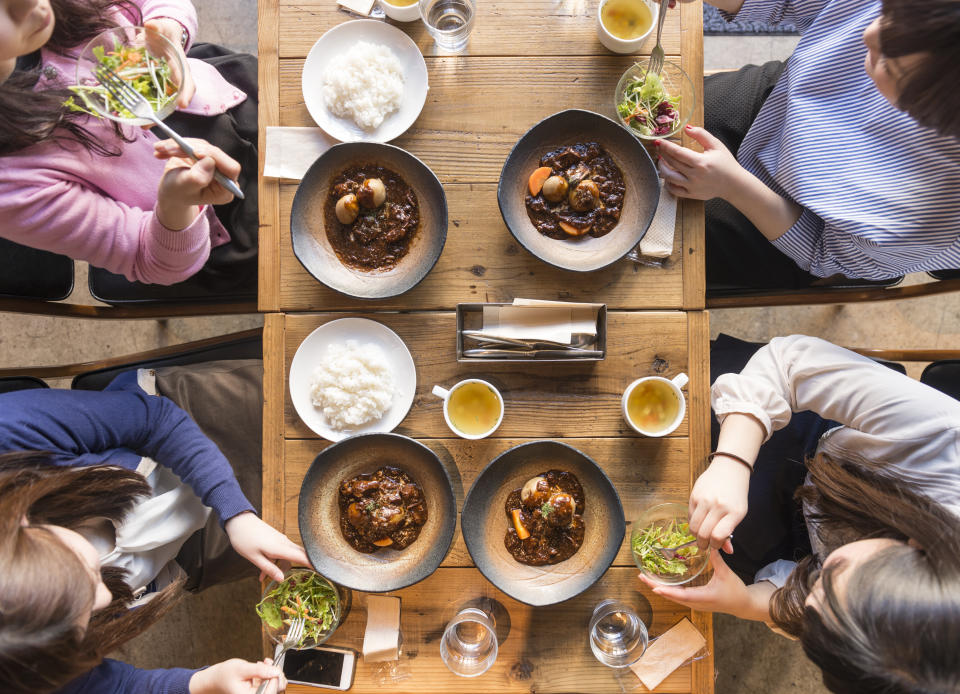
[711,335,960,508]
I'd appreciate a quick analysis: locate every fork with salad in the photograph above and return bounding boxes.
[67,40,178,121]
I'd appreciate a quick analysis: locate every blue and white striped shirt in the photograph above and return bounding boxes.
[732,0,960,279]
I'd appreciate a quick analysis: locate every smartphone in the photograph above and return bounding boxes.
[282,646,357,690]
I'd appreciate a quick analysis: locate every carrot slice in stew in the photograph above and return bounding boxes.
[372,538,394,547]
[528,167,552,196]
[558,220,591,236]
[511,509,530,540]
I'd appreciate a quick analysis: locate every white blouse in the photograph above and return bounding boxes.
[711,335,960,586]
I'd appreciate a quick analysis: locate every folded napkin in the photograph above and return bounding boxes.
[263,126,337,180]
[637,179,678,259]
[479,299,601,344]
[362,595,401,663]
[629,618,707,691]
[338,0,376,14]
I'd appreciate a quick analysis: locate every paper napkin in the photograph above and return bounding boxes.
[479,299,601,343]
[263,126,337,180]
[629,618,707,691]
[637,179,678,258]
[362,595,401,662]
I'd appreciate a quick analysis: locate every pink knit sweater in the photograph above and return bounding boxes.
[0,0,247,285]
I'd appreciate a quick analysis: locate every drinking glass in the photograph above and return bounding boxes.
[439,607,498,677]
[588,599,648,668]
[419,0,476,52]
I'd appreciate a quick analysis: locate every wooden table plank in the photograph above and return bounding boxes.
[290,567,697,694]
[679,0,706,311]
[280,56,680,149]
[276,183,684,312]
[277,0,682,58]
[262,314,287,528]
[282,311,693,439]
[258,0,282,312]
[282,436,691,566]
[685,310,713,694]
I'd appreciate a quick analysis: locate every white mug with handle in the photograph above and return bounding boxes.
[621,372,688,437]
[431,379,504,440]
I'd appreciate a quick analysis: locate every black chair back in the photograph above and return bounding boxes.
[0,377,49,394]
[920,361,960,402]
[88,266,256,306]
[0,239,73,301]
[72,333,262,391]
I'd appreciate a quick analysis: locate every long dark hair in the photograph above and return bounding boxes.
[0,451,182,694]
[0,0,141,157]
[880,0,960,138]
[769,453,960,694]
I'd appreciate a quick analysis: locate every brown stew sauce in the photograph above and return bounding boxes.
[338,466,427,553]
[504,469,585,566]
[324,165,419,270]
[524,142,625,240]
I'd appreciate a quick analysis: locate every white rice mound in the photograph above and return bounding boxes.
[321,41,405,130]
[310,340,395,430]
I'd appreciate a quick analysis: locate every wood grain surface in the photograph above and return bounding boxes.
[260,0,712,689]
[282,435,692,565]
[281,311,693,439]
[315,567,697,694]
[276,0,683,58]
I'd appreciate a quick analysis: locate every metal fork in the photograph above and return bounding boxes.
[656,534,733,561]
[94,66,245,199]
[255,617,305,694]
[645,0,669,76]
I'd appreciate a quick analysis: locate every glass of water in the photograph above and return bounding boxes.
[439,607,498,677]
[588,599,649,668]
[418,0,476,53]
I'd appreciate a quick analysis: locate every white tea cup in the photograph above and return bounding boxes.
[431,379,504,439]
[378,0,421,22]
[621,373,687,437]
[597,0,658,55]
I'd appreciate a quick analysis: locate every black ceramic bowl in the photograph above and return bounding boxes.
[461,441,625,606]
[497,109,660,272]
[291,142,447,299]
[298,433,457,592]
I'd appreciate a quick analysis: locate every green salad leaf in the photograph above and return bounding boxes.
[67,37,177,120]
[632,519,699,576]
[255,571,339,646]
[616,66,682,137]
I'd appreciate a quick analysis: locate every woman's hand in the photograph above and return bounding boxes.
[153,138,240,230]
[224,511,311,582]
[640,552,773,622]
[144,19,195,108]
[689,455,749,552]
[190,658,285,694]
[655,125,747,201]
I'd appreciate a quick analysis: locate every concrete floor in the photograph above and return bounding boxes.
[4,10,957,694]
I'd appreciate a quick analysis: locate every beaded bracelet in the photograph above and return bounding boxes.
[708,450,754,474]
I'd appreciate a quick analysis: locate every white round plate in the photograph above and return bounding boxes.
[289,317,417,441]
[301,19,429,143]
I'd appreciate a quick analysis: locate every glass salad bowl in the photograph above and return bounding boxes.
[72,25,184,126]
[614,60,696,141]
[256,568,349,648]
[631,502,710,586]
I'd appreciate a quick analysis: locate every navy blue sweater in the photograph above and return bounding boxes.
[0,371,256,694]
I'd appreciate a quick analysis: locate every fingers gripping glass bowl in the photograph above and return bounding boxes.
[614,60,696,141]
[631,502,711,586]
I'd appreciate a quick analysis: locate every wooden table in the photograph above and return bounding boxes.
[258,2,711,691]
